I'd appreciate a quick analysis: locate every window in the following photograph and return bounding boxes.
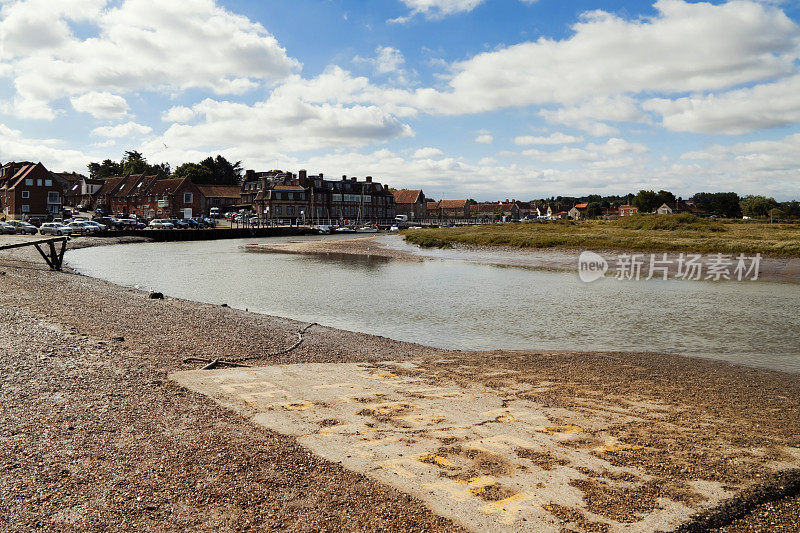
[287,206,295,215]
[25,179,33,186]
[45,179,52,186]
[183,192,193,204]
[36,179,42,186]
[275,207,282,215]
[21,190,30,199]
[48,192,60,203]
[21,205,30,213]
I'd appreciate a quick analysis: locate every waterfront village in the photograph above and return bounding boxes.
[0,158,732,233]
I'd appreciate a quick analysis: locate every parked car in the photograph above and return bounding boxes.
[149,219,174,229]
[27,217,44,227]
[72,216,89,222]
[39,223,73,236]
[83,220,107,231]
[0,222,17,234]
[201,217,216,228]
[118,218,146,229]
[7,220,38,234]
[170,218,190,229]
[66,221,97,235]
[93,216,122,229]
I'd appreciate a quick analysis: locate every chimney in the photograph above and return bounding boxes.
[351,177,357,182]
[342,175,347,181]
[245,169,255,180]
[319,173,323,179]
[299,169,307,180]
[365,176,372,183]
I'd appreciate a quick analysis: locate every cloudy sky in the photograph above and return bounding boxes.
[2,0,800,200]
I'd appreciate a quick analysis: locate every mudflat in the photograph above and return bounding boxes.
[1,237,798,531]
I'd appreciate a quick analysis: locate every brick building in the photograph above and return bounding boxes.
[0,162,62,220]
[240,169,396,223]
[94,172,203,219]
[196,185,241,215]
[392,189,427,221]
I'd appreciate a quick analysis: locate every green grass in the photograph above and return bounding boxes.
[403,215,800,257]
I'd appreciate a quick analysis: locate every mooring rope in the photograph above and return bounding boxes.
[183,322,317,370]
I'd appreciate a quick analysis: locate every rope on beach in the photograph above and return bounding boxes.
[184,322,318,370]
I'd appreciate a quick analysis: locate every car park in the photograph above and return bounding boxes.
[39,223,73,236]
[7,220,38,234]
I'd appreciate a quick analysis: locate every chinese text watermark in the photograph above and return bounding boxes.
[579,251,761,282]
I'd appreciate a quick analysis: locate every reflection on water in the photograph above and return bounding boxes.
[65,236,800,374]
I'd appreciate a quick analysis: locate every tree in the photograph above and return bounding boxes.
[769,208,784,223]
[740,195,778,218]
[173,155,243,185]
[631,190,660,213]
[656,190,676,205]
[87,159,122,179]
[173,163,214,184]
[586,202,603,219]
[691,192,741,218]
[87,151,169,179]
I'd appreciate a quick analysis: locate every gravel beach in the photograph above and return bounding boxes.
[1,235,799,531]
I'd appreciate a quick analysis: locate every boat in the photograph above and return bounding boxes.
[355,225,379,233]
[334,226,355,233]
[313,225,331,234]
[389,225,400,232]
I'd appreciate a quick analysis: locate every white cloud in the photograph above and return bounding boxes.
[521,138,649,167]
[392,0,485,22]
[70,91,129,119]
[644,75,800,134]
[475,134,493,144]
[514,132,584,145]
[413,147,444,158]
[162,106,196,123]
[539,96,645,136]
[1,0,299,119]
[92,121,153,138]
[0,123,92,170]
[401,0,800,114]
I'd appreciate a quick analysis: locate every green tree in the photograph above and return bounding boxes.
[691,192,741,218]
[87,159,122,179]
[656,190,676,206]
[769,207,784,223]
[740,195,778,218]
[172,162,214,183]
[585,202,603,219]
[631,190,660,213]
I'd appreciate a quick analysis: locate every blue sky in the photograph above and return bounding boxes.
[2,0,800,200]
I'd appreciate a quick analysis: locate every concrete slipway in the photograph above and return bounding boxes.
[172,360,800,532]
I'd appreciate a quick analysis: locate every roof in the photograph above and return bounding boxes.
[96,177,124,196]
[574,203,589,209]
[438,199,468,209]
[426,201,440,210]
[271,185,306,191]
[196,185,241,198]
[149,178,187,196]
[392,189,423,204]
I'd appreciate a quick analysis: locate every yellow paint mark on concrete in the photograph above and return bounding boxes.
[424,476,496,503]
[418,454,455,468]
[540,425,583,435]
[220,381,276,393]
[283,399,315,411]
[238,391,284,405]
[364,401,417,415]
[481,492,536,525]
[394,413,446,427]
[379,459,418,479]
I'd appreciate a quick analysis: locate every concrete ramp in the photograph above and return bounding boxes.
[171,362,799,532]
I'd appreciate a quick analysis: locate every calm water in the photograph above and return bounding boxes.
[65,236,800,373]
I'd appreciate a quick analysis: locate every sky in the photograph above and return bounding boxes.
[2,0,800,201]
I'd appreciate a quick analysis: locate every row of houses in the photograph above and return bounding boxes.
[239,170,396,222]
[389,191,644,221]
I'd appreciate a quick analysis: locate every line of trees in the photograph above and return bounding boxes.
[87,152,243,186]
